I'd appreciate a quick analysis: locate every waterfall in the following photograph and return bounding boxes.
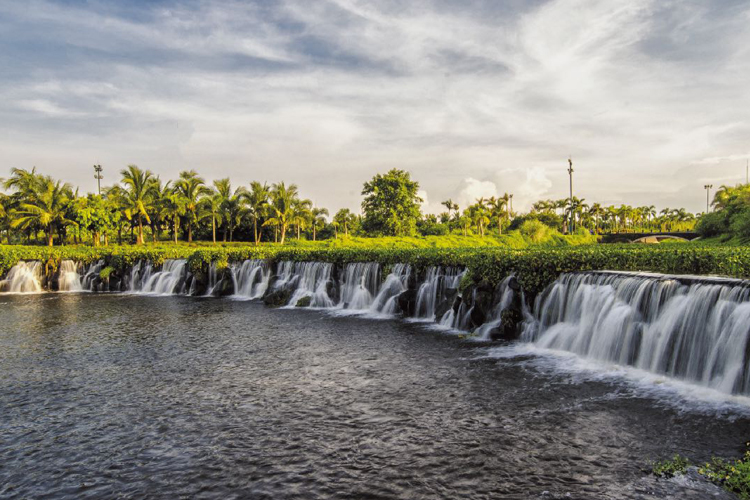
[369,264,411,315]
[0,261,43,293]
[415,267,465,320]
[338,262,380,310]
[283,261,335,308]
[524,271,750,395]
[231,260,270,299]
[472,276,519,339]
[134,259,189,295]
[205,262,218,296]
[82,260,105,292]
[129,260,153,292]
[58,260,83,292]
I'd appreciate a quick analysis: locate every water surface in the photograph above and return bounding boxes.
[0,294,747,499]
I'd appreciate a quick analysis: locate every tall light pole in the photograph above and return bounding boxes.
[704,184,713,213]
[93,164,103,195]
[567,157,574,233]
[509,194,513,217]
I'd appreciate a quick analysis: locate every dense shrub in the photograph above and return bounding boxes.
[696,210,731,237]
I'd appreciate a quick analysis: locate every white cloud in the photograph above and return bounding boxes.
[1,0,749,214]
[454,178,498,212]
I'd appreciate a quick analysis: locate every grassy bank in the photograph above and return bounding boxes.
[2,240,750,295]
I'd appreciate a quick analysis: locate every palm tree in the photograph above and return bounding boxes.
[213,178,246,242]
[310,207,329,241]
[244,181,269,245]
[333,208,355,237]
[486,196,507,235]
[291,198,313,239]
[160,191,186,244]
[202,188,225,244]
[174,170,210,243]
[263,182,298,244]
[120,165,156,245]
[10,177,75,246]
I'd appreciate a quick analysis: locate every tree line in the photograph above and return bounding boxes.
[0,166,699,246]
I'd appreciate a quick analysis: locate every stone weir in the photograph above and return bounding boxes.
[3,259,750,395]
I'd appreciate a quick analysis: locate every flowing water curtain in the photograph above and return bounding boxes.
[58,260,83,292]
[415,267,465,320]
[369,263,411,314]
[524,272,750,395]
[231,260,271,299]
[136,259,189,295]
[0,261,43,293]
[338,262,380,310]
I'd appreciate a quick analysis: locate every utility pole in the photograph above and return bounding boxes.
[704,184,713,213]
[746,160,748,185]
[567,157,574,233]
[93,164,103,195]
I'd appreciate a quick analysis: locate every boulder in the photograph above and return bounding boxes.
[263,288,291,307]
[295,296,312,308]
[397,289,418,317]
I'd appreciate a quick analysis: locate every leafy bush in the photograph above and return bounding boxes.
[519,220,551,243]
[696,210,731,237]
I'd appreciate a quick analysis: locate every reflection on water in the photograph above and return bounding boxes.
[0,294,747,499]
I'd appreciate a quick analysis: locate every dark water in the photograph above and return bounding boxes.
[0,294,748,499]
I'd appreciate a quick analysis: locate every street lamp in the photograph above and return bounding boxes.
[567,157,574,232]
[704,184,713,213]
[509,194,513,217]
[93,165,103,195]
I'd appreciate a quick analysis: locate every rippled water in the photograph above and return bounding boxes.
[0,294,748,499]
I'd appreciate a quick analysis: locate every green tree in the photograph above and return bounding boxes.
[244,181,269,245]
[310,207,329,241]
[361,169,422,236]
[333,208,356,237]
[263,182,298,244]
[120,165,156,245]
[10,177,76,246]
[174,170,210,243]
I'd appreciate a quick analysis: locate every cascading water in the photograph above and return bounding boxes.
[415,267,464,320]
[369,264,411,315]
[58,260,83,292]
[129,261,152,292]
[472,276,520,339]
[338,262,380,310]
[82,260,105,292]
[0,261,43,293]
[134,259,189,295]
[282,261,335,308]
[524,271,750,395]
[231,260,270,299]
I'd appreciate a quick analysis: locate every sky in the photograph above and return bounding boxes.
[1,0,749,215]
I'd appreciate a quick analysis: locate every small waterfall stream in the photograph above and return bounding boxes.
[524,272,750,395]
[369,264,411,315]
[0,261,43,293]
[58,260,83,292]
[415,267,464,320]
[133,259,189,295]
[282,261,335,308]
[338,262,380,310]
[231,260,270,299]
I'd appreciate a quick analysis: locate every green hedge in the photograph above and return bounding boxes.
[2,243,750,295]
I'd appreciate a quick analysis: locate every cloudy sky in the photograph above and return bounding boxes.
[1,0,749,214]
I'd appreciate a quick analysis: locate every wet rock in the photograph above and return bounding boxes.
[295,296,312,308]
[263,288,291,307]
[397,289,418,316]
[213,277,234,297]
